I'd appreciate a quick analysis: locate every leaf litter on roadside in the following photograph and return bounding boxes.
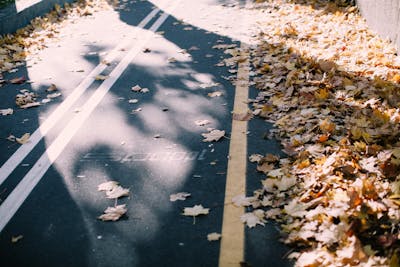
[230,0,400,265]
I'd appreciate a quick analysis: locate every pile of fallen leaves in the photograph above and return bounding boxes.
[231,0,400,266]
[0,0,112,75]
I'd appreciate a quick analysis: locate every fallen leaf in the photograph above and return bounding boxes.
[182,205,209,217]
[98,204,127,221]
[98,181,119,191]
[20,102,41,109]
[11,235,23,243]
[46,84,57,92]
[249,154,263,163]
[9,76,26,84]
[98,181,129,199]
[170,192,191,202]
[232,195,255,207]
[208,91,223,97]
[6,135,16,142]
[240,210,266,228]
[106,186,129,199]
[202,129,225,142]
[95,75,109,81]
[0,108,13,115]
[47,92,62,99]
[131,85,142,92]
[207,232,222,241]
[199,82,220,89]
[16,133,30,144]
[257,162,274,173]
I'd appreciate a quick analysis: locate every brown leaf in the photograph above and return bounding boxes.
[20,102,41,109]
[202,129,225,142]
[318,60,337,72]
[16,133,30,144]
[46,84,58,92]
[98,204,127,221]
[257,162,274,173]
[11,235,23,243]
[10,76,26,84]
[207,91,223,98]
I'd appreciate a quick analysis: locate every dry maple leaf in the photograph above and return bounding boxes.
[199,82,220,89]
[0,108,13,116]
[131,85,142,92]
[207,232,222,241]
[95,75,109,81]
[240,210,266,228]
[46,84,57,92]
[47,92,62,99]
[98,181,119,191]
[256,162,274,173]
[208,91,223,98]
[6,135,16,142]
[11,235,23,243]
[170,192,191,202]
[98,181,129,199]
[202,129,225,142]
[9,76,26,84]
[232,195,256,207]
[20,102,41,109]
[182,205,209,217]
[249,154,263,163]
[106,186,129,199]
[98,204,127,221]
[16,133,30,144]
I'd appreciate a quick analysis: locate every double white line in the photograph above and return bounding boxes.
[0,4,175,232]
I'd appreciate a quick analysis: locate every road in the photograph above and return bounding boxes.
[0,0,292,266]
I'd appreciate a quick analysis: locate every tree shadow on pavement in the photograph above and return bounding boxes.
[2,0,397,266]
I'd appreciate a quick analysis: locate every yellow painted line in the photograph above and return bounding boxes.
[219,43,250,267]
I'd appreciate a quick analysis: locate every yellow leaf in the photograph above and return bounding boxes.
[16,133,30,144]
[95,75,109,81]
[314,88,329,100]
[319,119,335,133]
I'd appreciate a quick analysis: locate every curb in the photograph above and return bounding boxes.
[0,0,75,35]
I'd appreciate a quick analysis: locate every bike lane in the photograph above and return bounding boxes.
[0,1,292,266]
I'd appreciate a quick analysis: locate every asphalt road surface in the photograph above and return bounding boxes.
[0,0,292,266]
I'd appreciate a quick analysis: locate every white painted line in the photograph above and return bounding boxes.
[0,4,176,232]
[0,7,160,187]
